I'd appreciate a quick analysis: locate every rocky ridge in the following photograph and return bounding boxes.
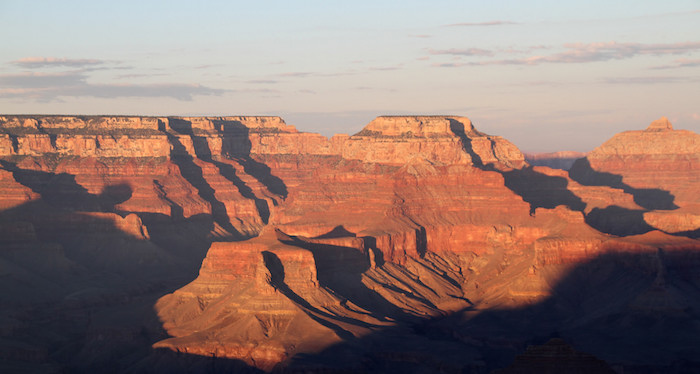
[0,115,699,373]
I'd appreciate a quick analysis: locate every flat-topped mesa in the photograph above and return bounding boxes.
[165,116,337,157]
[342,115,525,168]
[166,116,298,134]
[0,115,163,133]
[587,117,699,156]
[358,115,475,137]
[0,115,169,157]
[0,115,328,158]
[570,117,700,233]
[0,115,297,135]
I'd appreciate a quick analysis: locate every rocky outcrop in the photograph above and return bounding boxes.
[1,114,699,373]
[570,117,700,234]
[0,166,39,210]
[0,116,168,157]
[342,116,525,168]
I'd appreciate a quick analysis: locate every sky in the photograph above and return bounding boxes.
[1,1,699,152]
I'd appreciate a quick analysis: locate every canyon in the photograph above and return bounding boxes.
[1,114,699,373]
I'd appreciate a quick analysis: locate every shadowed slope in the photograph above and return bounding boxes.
[570,158,678,211]
[0,162,216,374]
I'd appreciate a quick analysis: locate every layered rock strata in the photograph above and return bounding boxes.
[1,114,699,373]
[151,116,700,371]
[570,117,700,235]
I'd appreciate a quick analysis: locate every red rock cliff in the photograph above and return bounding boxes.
[2,114,699,373]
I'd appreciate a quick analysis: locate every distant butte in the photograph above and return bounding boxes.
[0,114,699,373]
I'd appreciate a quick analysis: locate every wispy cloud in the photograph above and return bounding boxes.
[193,64,225,70]
[434,41,700,67]
[432,62,468,68]
[368,65,404,71]
[509,80,577,87]
[79,83,225,100]
[546,41,700,63]
[12,57,106,69]
[0,71,225,101]
[428,48,494,57]
[445,20,517,27]
[603,76,687,85]
[0,71,86,88]
[116,73,169,79]
[651,58,700,70]
[276,70,357,78]
[278,72,315,78]
[245,79,279,84]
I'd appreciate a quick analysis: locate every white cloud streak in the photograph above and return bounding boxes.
[12,57,106,68]
[0,71,225,101]
[434,41,700,67]
[604,76,688,84]
[651,58,700,70]
[445,21,517,27]
[428,48,494,57]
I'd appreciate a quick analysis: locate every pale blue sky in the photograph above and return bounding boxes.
[1,1,699,151]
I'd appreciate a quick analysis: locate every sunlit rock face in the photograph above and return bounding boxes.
[342,116,526,168]
[570,117,700,235]
[1,115,699,373]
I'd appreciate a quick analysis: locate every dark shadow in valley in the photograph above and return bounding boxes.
[0,160,130,212]
[501,166,587,215]
[361,235,386,267]
[165,121,243,237]
[570,158,678,211]
[0,161,217,374]
[450,120,681,237]
[274,228,416,323]
[449,119,587,216]
[0,116,292,373]
[585,205,657,237]
[214,119,288,199]
[313,225,356,239]
[10,165,690,373]
[114,247,700,373]
[261,250,357,340]
[168,118,290,225]
[675,227,700,240]
[449,118,485,168]
[416,225,428,257]
[569,158,682,237]
[132,349,264,374]
[277,249,700,373]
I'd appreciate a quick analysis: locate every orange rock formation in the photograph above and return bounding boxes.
[1,114,699,373]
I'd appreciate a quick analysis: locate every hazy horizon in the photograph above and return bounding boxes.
[1,1,699,152]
